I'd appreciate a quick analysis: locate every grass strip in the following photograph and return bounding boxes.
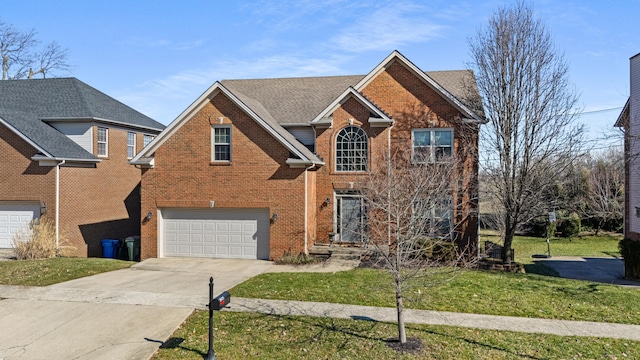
[0,257,133,286]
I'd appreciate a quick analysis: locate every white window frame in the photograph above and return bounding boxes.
[212,126,232,162]
[412,128,453,163]
[335,126,368,172]
[97,127,108,157]
[143,134,154,147]
[127,132,136,159]
[413,197,453,239]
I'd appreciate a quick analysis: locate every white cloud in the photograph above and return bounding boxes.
[331,2,446,53]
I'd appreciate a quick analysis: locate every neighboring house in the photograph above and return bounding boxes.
[0,78,165,256]
[131,51,484,260]
[616,52,640,241]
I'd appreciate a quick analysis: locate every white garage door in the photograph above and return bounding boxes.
[162,208,270,259]
[0,203,40,248]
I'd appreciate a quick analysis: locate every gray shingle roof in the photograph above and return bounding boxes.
[221,71,483,125]
[0,77,165,160]
[222,75,365,125]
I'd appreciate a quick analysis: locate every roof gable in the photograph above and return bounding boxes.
[355,50,484,122]
[311,87,392,126]
[131,82,324,167]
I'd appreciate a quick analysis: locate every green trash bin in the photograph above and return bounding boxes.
[125,236,141,261]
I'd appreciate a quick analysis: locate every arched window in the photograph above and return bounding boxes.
[335,126,368,172]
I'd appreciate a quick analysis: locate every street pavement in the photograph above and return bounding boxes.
[535,256,640,288]
[0,256,640,359]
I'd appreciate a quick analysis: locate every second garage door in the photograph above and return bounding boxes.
[0,202,40,248]
[162,208,270,259]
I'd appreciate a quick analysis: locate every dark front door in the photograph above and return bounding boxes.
[337,194,364,243]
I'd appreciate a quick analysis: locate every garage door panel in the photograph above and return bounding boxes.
[163,209,269,259]
[0,203,40,248]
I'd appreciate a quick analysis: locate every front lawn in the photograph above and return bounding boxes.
[152,312,639,359]
[231,268,640,325]
[0,257,133,286]
[481,231,622,263]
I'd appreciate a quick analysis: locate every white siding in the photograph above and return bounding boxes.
[50,122,93,153]
[287,127,315,149]
[629,54,640,234]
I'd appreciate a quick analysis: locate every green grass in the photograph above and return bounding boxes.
[0,257,133,286]
[480,231,623,264]
[231,268,640,325]
[152,311,640,359]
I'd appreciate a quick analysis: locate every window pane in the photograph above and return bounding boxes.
[143,135,153,147]
[413,131,431,146]
[335,126,367,172]
[413,147,430,163]
[215,145,230,161]
[98,143,106,156]
[215,128,230,143]
[127,132,135,146]
[435,147,452,160]
[434,130,452,146]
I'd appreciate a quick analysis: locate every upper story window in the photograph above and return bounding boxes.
[127,132,136,159]
[336,126,368,172]
[412,129,453,163]
[212,126,231,162]
[97,127,108,157]
[143,134,154,147]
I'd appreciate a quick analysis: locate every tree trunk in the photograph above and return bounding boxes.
[502,222,516,264]
[395,278,406,344]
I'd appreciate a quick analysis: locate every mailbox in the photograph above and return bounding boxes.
[210,291,231,310]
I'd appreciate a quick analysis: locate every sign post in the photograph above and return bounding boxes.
[547,212,556,258]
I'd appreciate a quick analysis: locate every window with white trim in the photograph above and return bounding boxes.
[412,129,453,163]
[97,127,108,157]
[143,134,154,147]
[335,126,368,172]
[212,126,231,162]
[413,197,453,238]
[127,132,136,159]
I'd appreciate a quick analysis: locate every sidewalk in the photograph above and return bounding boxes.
[1,284,639,341]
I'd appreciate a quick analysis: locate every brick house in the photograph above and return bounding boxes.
[616,52,640,241]
[0,78,165,256]
[132,51,484,260]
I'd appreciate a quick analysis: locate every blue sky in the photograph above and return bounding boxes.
[5,1,639,150]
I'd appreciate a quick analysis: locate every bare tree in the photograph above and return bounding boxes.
[359,150,475,344]
[468,1,583,263]
[0,19,70,80]
[585,149,624,234]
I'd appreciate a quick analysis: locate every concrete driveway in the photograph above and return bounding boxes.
[535,256,640,288]
[0,258,272,360]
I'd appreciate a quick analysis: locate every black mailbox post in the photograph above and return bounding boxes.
[206,277,231,360]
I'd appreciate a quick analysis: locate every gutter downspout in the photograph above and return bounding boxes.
[304,163,317,254]
[56,160,66,250]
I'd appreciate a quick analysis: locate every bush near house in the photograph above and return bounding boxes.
[619,238,640,280]
[12,218,73,259]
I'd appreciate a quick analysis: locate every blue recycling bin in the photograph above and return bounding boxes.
[101,239,119,259]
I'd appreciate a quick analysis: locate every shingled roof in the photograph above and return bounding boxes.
[0,77,164,161]
[221,71,482,125]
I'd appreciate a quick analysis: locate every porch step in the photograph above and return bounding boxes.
[309,244,371,262]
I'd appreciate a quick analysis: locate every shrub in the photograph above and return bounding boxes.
[523,216,556,238]
[558,212,581,237]
[12,218,72,260]
[275,252,322,265]
[619,238,640,280]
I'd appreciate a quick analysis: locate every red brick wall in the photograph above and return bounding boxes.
[359,60,479,253]
[59,125,144,257]
[1,121,152,257]
[141,93,307,260]
[0,122,56,224]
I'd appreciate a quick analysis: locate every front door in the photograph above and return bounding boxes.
[336,193,364,243]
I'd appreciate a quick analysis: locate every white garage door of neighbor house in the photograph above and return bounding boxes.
[0,203,40,248]
[162,208,269,259]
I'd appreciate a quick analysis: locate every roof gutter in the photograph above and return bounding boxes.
[42,117,165,132]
